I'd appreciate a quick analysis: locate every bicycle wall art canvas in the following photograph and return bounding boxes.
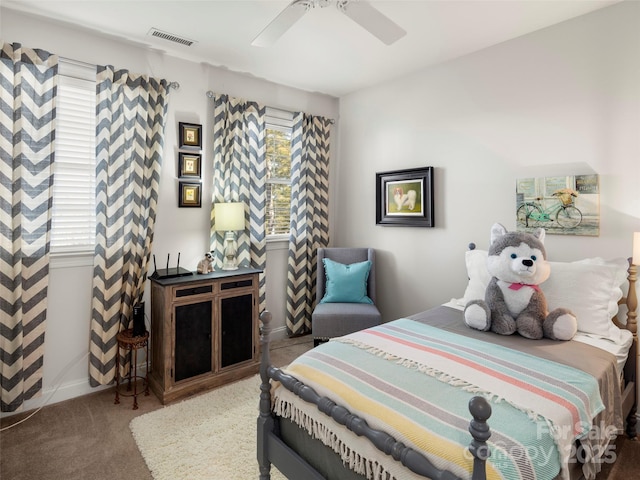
[376,166,434,227]
[516,174,600,236]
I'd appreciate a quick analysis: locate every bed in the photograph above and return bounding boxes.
[257,250,638,480]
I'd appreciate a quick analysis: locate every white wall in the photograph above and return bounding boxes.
[335,1,640,323]
[1,8,339,414]
[3,1,639,414]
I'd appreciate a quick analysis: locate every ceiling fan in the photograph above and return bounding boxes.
[252,0,406,47]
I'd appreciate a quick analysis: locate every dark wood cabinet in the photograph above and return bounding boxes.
[149,268,261,404]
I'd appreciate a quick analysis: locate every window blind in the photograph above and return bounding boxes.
[50,60,97,254]
[265,107,294,237]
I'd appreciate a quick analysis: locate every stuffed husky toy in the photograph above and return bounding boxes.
[464,223,577,341]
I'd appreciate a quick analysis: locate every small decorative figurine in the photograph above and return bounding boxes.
[197,251,214,274]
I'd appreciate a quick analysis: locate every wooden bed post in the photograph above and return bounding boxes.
[469,396,492,480]
[625,260,638,438]
[257,310,274,480]
[626,259,637,336]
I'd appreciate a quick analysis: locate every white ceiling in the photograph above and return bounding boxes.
[3,0,620,97]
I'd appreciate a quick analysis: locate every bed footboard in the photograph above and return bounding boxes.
[257,311,493,480]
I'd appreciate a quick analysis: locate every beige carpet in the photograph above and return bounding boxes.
[130,375,285,480]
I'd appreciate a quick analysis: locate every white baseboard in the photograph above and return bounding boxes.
[268,325,289,341]
[1,380,107,418]
[0,364,149,418]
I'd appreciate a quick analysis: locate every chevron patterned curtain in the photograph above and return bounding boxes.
[0,43,58,412]
[89,66,170,386]
[286,113,331,336]
[211,94,267,310]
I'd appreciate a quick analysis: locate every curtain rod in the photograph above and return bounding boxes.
[60,56,95,68]
[60,56,180,89]
[205,90,335,124]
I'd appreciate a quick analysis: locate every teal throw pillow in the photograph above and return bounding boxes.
[320,258,373,304]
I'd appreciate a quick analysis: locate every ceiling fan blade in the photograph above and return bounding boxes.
[252,2,309,47]
[339,1,406,45]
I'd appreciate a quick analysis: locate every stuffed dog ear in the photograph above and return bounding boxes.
[532,227,546,243]
[490,223,507,245]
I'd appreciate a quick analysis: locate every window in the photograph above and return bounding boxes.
[50,59,96,254]
[265,108,294,237]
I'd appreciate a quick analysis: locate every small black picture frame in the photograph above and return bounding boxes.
[376,166,434,227]
[179,122,202,149]
[178,152,201,178]
[178,181,202,208]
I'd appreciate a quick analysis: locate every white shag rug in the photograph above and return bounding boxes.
[130,375,286,480]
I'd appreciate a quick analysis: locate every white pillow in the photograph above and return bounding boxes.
[542,258,627,343]
[460,249,628,343]
[460,249,491,305]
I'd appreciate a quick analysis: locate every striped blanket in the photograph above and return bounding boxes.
[273,319,604,480]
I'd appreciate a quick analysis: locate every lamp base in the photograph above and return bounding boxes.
[222,231,238,270]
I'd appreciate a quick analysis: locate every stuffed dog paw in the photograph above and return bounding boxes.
[464,223,577,341]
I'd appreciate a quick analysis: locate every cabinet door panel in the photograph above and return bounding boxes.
[175,301,212,382]
[220,293,253,368]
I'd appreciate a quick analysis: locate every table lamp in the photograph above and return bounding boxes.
[215,202,245,270]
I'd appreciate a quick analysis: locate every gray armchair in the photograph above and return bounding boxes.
[312,248,382,346]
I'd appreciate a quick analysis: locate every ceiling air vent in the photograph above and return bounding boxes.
[148,28,196,47]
